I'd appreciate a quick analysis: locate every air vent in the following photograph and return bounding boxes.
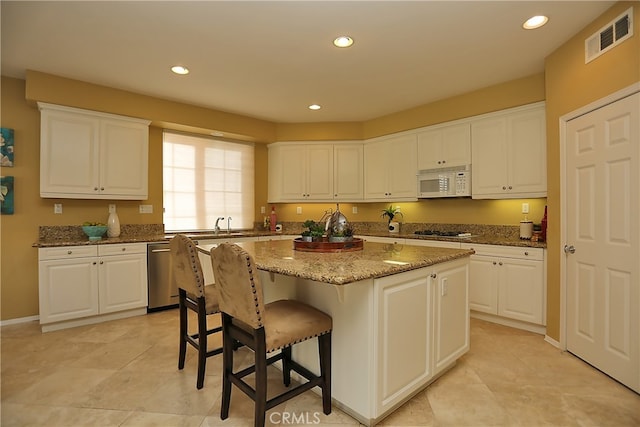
[585,7,633,64]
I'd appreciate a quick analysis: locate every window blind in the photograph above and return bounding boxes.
[163,131,255,232]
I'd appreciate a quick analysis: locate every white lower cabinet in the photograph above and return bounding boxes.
[375,257,469,415]
[38,243,148,331]
[461,243,545,326]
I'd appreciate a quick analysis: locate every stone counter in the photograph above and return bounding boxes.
[197,239,473,285]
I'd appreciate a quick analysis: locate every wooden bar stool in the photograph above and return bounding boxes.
[210,243,332,427]
[170,234,223,389]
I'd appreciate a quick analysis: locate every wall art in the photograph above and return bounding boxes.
[1,176,14,214]
[0,128,14,167]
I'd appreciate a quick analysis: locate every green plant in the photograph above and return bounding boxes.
[381,205,402,223]
[302,219,325,238]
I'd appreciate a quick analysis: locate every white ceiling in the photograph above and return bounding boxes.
[1,1,615,123]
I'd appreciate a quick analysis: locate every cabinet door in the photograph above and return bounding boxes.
[387,134,418,199]
[375,272,431,413]
[40,109,100,197]
[432,258,469,374]
[417,123,470,170]
[467,255,498,314]
[334,144,363,200]
[38,258,99,324]
[507,108,546,196]
[363,139,389,199]
[98,253,148,313]
[498,257,544,324]
[100,119,149,198]
[305,145,333,200]
[278,145,307,200]
[471,117,508,197]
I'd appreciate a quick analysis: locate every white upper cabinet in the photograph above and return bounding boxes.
[333,143,364,200]
[268,141,363,202]
[364,134,417,201]
[471,103,546,199]
[417,123,471,170]
[39,103,150,200]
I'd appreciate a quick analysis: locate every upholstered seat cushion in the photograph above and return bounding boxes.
[261,299,332,352]
[186,284,219,315]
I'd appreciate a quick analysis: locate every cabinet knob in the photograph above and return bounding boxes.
[442,160,446,164]
[67,250,72,255]
[437,161,442,164]
[100,261,104,264]
[94,187,99,191]
[524,251,529,256]
[508,186,512,190]
[502,186,507,190]
[100,187,105,191]
[335,194,338,197]
[430,273,437,279]
[122,248,126,251]
[499,261,503,266]
[93,261,97,265]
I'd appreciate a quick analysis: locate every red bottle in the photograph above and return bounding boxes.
[540,205,548,242]
[270,206,277,232]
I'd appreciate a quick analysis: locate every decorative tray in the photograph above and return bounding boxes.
[293,237,364,252]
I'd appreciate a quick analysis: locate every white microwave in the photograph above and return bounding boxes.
[417,165,471,198]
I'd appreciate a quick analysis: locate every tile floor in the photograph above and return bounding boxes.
[1,311,639,426]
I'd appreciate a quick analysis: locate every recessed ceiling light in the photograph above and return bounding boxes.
[333,36,354,48]
[523,15,548,30]
[308,104,321,111]
[171,65,189,75]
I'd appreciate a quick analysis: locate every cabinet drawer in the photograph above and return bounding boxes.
[460,243,543,260]
[39,245,98,260]
[98,243,147,256]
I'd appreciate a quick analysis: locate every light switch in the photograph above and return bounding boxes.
[260,206,266,214]
[108,204,116,214]
[296,207,302,214]
[522,203,530,214]
[352,206,358,214]
[54,203,62,214]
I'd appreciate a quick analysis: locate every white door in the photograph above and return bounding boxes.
[98,253,148,313]
[565,92,639,393]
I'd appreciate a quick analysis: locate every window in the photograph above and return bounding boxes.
[163,131,254,232]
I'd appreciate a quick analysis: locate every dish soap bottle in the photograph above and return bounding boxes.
[540,205,548,242]
[270,206,277,232]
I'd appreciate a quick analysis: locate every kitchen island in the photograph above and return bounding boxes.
[198,239,472,426]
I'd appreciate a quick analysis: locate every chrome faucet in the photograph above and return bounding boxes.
[214,217,225,235]
[227,217,232,234]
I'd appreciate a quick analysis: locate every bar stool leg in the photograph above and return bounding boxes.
[220,314,233,420]
[178,289,187,370]
[282,346,292,386]
[319,332,332,415]
[196,297,207,389]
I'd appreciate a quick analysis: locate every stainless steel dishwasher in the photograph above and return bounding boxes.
[147,242,179,311]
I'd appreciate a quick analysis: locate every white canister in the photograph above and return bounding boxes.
[107,211,121,238]
[519,220,533,240]
[388,221,400,233]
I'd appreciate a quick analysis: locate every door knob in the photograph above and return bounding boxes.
[564,245,576,254]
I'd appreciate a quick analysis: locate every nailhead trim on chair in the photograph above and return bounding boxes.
[267,329,332,353]
[245,254,264,326]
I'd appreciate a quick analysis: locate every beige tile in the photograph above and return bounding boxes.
[1,402,131,427]
[120,410,205,426]
[427,382,510,426]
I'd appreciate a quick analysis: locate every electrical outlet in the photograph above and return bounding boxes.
[352,206,358,214]
[139,204,153,214]
[296,206,302,214]
[260,206,266,214]
[108,204,116,214]
[522,203,530,214]
[54,203,62,214]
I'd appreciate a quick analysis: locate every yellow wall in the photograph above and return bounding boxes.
[543,1,640,341]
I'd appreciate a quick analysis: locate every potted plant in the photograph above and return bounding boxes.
[381,205,402,233]
[329,224,354,242]
[301,220,325,242]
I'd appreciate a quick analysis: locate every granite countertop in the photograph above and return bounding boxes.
[33,223,547,249]
[198,239,474,285]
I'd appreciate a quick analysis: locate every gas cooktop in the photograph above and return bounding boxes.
[414,230,472,238]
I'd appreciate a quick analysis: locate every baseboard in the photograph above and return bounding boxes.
[470,311,546,335]
[0,315,39,327]
[544,335,561,349]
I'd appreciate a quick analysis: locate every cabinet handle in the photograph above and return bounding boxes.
[100,261,104,265]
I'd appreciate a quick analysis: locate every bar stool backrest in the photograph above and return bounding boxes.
[170,234,205,298]
[211,243,265,329]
